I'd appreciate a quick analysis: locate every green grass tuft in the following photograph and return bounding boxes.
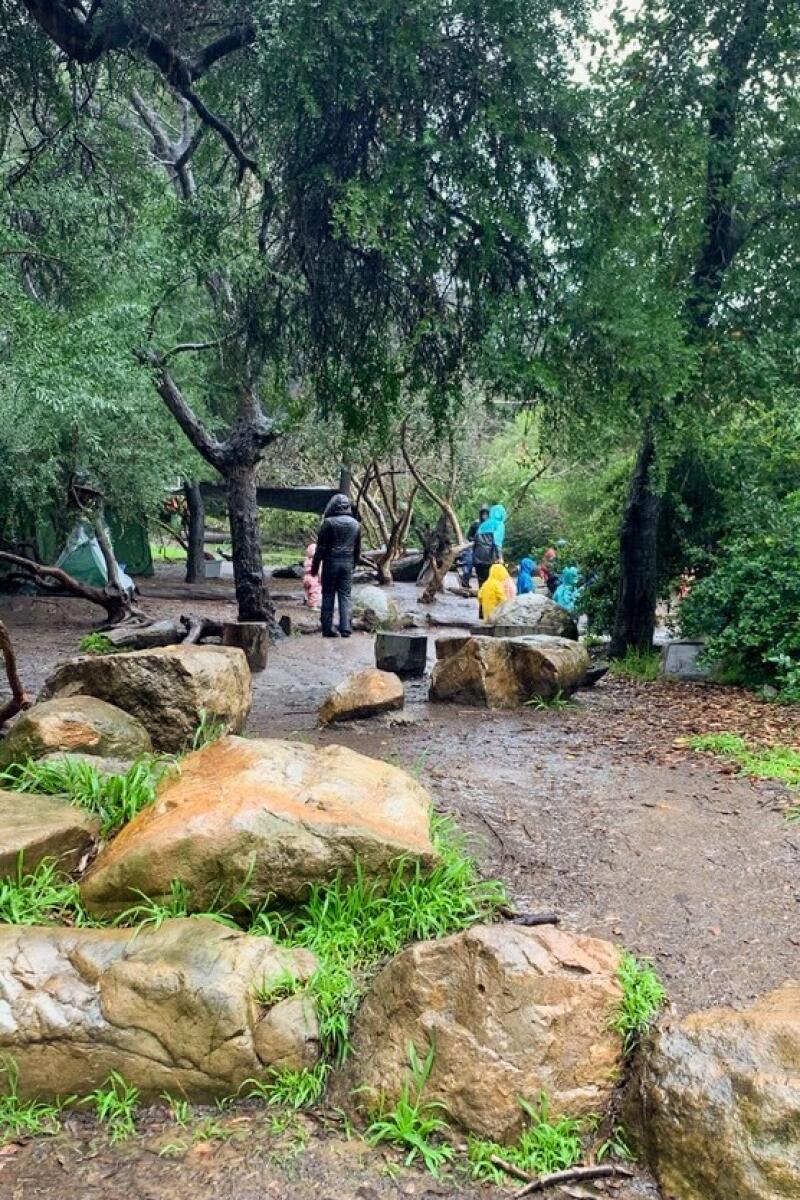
[242,1062,330,1109]
[78,632,117,656]
[84,1071,139,1143]
[191,709,226,752]
[467,1094,584,1184]
[364,1041,454,1177]
[608,648,662,682]
[0,855,81,926]
[252,967,306,1007]
[0,755,169,837]
[612,952,666,1053]
[0,1060,73,1141]
[688,733,800,792]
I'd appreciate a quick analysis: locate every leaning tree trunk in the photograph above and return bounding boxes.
[610,427,660,658]
[226,462,273,625]
[184,480,206,584]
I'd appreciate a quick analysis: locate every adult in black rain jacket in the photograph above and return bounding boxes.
[311,493,362,637]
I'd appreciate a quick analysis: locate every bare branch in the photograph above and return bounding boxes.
[400,420,464,544]
[0,619,31,727]
[136,349,227,471]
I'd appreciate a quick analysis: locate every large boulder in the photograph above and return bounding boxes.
[80,735,438,918]
[40,645,251,753]
[334,924,624,1143]
[0,918,318,1101]
[485,592,579,640]
[352,585,399,630]
[636,982,800,1200]
[0,790,99,876]
[0,695,152,768]
[430,635,589,707]
[319,668,404,725]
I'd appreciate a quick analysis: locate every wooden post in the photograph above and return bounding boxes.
[222,621,268,672]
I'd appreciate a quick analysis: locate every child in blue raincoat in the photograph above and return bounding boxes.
[517,557,536,595]
[553,566,580,612]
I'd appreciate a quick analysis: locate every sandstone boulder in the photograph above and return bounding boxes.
[0,790,100,876]
[0,696,152,768]
[486,592,579,640]
[0,918,318,1101]
[41,645,251,753]
[80,735,437,917]
[334,924,623,1143]
[430,635,589,707]
[637,982,800,1200]
[319,668,404,725]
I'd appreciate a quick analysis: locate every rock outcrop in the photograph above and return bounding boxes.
[637,982,800,1200]
[0,696,151,768]
[352,586,399,630]
[80,736,437,917]
[319,668,404,725]
[334,923,623,1143]
[485,593,579,640]
[41,645,251,753]
[0,918,319,1101]
[0,790,99,876]
[429,635,588,707]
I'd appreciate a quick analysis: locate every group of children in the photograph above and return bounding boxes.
[477,550,581,620]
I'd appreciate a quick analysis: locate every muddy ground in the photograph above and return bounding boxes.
[1,567,799,1200]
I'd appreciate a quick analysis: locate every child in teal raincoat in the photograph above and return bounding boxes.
[553,566,580,612]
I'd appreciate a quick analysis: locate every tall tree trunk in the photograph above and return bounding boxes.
[226,462,272,624]
[610,427,660,658]
[184,479,206,583]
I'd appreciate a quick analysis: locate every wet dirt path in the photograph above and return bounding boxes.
[2,579,798,1199]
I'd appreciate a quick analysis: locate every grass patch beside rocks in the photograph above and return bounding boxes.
[0,755,170,836]
[688,732,800,794]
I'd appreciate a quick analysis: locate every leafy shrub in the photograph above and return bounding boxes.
[679,496,800,700]
[79,633,117,656]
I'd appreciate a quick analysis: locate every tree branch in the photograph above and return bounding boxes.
[0,619,31,727]
[0,552,134,623]
[400,421,464,544]
[21,1,259,179]
[137,349,227,472]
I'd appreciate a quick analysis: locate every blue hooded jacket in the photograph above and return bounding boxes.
[517,557,536,595]
[553,566,580,612]
[478,503,507,550]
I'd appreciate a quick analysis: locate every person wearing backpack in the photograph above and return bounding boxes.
[472,508,499,591]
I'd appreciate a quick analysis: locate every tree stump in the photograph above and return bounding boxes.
[222,621,268,672]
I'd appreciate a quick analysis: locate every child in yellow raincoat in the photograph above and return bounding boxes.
[478,563,513,620]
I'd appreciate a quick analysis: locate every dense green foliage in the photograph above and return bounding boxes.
[679,496,800,698]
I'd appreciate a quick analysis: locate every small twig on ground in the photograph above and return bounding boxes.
[490,1154,534,1182]
[513,1163,635,1197]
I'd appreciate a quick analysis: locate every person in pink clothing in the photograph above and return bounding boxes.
[303,543,322,609]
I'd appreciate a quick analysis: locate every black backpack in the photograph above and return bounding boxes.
[472,530,496,566]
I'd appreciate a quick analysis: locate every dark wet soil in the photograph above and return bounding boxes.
[1,567,798,1200]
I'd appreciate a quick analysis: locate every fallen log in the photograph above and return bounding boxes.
[0,551,142,625]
